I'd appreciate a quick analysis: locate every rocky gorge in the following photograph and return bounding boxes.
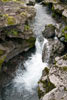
[0,0,67,100]
[37,0,67,100]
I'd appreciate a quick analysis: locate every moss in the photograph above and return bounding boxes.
[0,50,5,56]
[46,24,55,30]
[24,25,30,31]
[20,12,27,16]
[1,0,10,2]
[42,79,56,93]
[64,87,67,91]
[7,29,19,36]
[63,54,67,60]
[62,66,67,71]
[38,87,44,99]
[44,67,49,75]
[52,12,57,18]
[26,37,36,48]
[1,0,22,2]
[62,26,67,42]
[0,14,3,18]
[7,16,16,25]
[0,56,6,70]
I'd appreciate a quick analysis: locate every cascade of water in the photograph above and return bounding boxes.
[13,4,55,92]
[1,4,56,100]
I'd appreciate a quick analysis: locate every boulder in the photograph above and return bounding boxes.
[38,54,67,100]
[55,25,67,43]
[42,38,64,63]
[42,24,56,39]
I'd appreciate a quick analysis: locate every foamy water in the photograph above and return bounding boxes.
[13,38,48,92]
[13,4,55,92]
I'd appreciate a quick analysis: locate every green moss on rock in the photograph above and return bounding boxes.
[0,49,5,56]
[61,66,67,71]
[38,87,44,99]
[42,79,56,93]
[20,12,27,17]
[7,16,16,25]
[26,37,36,48]
[63,54,67,60]
[7,29,19,36]
[1,0,10,2]
[44,67,49,75]
[62,26,67,42]
[24,25,30,31]
[0,56,6,70]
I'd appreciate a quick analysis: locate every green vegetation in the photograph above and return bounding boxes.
[7,16,16,25]
[26,37,36,48]
[61,66,67,71]
[0,14,3,18]
[20,12,27,16]
[1,0,9,2]
[62,26,67,42]
[1,0,21,2]
[63,54,67,60]
[42,79,56,93]
[24,25,30,31]
[44,67,49,75]
[6,29,19,36]
[38,87,44,99]
[52,12,56,18]
[0,56,6,69]
[0,50,5,56]
[64,87,67,91]
[46,24,55,30]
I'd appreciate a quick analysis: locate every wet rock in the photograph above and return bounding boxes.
[42,38,64,63]
[42,24,56,39]
[38,54,67,100]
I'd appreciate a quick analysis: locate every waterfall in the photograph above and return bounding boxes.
[1,4,56,100]
[13,4,55,93]
[13,37,48,92]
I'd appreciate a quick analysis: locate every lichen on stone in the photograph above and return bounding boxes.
[6,16,16,25]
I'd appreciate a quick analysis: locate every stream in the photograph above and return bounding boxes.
[0,4,56,100]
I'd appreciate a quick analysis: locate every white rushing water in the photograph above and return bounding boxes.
[13,4,55,93]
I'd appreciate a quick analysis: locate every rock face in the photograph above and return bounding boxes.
[55,25,67,43]
[42,38,64,63]
[42,0,67,22]
[0,0,36,69]
[42,24,56,38]
[38,54,67,100]
[38,1,67,100]
[42,24,65,63]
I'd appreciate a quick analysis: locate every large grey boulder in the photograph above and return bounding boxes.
[38,54,67,100]
[42,24,56,39]
[42,38,64,63]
